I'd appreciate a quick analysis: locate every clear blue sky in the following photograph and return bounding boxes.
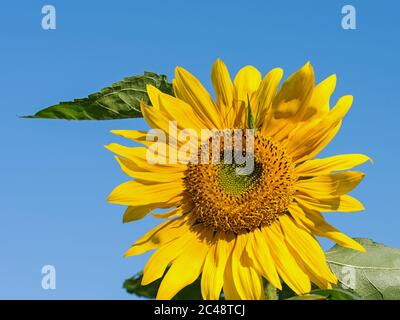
[0,0,399,299]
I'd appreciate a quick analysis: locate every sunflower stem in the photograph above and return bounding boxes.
[264,282,278,300]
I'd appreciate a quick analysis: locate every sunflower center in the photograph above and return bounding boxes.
[184,133,296,233]
[217,162,263,196]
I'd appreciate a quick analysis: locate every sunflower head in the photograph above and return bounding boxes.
[107,59,369,300]
[184,132,296,234]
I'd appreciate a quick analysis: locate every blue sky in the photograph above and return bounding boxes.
[0,0,399,299]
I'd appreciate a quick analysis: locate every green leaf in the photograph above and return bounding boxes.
[287,293,328,300]
[123,272,160,299]
[309,288,360,300]
[23,72,173,120]
[282,287,359,300]
[326,238,400,300]
[277,282,298,300]
[246,96,255,130]
[123,272,203,300]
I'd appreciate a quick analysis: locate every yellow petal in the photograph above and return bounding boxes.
[262,62,314,141]
[124,195,185,223]
[141,101,201,154]
[123,204,154,223]
[156,227,213,299]
[234,65,262,102]
[152,202,193,219]
[280,212,335,289]
[304,74,336,121]
[263,222,311,294]
[140,100,202,153]
[107,179,184,207]
[280,215,337,284]
[289,203,366,252]
[115,156,185,182]
[286,201,314,229]
[146,84,161,109]
[232,65,262,128]
[224,233,264,300]
[285,248,333,290]
[105,144,185,173]
[211,59,235,128]
[287,95,353,162]
[110,129,154,147]
[124,215,191,256]
[295,193,365,212]
[222,251,241,300]
[212,59,234,107]
[173,67,221,129]
[142,222,197,286]
[140,101,172,133]
[254,67,283,128]
[295,154,371,176]
[273,62,315,119]
[148,84,209,133]
[245,228,282,289]
[295,171,365,196]
[201,243,218,300]
[201,232,235,300]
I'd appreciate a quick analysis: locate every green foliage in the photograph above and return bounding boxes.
[23,72,173,120]
[246,97,255,130]
[326,238,400,300]
[123,272,202,300]
[287,288,360,300]
[310,288,360,300]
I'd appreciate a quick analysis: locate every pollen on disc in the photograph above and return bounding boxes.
[184,132,296,233]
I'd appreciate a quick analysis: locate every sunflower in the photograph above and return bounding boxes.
[107,59,369,300]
